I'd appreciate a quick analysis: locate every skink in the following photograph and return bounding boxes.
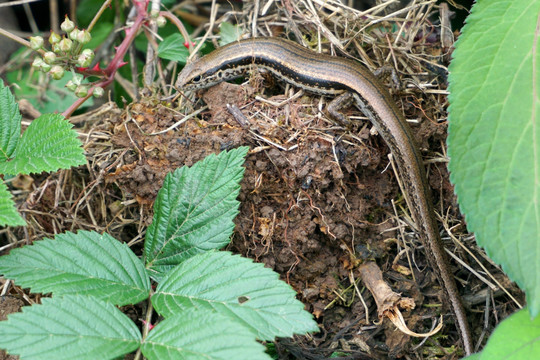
[175,37,473,355]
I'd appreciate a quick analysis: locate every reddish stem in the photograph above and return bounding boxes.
[63,0,150,118]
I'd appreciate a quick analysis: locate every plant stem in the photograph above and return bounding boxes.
[87,0,113,33]
[0,27,45,55]
[64,0,151,117]
[133,294,154,360]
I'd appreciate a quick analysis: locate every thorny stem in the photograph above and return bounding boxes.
[63,0,150,117]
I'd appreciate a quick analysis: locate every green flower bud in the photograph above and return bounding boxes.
[75,85,88,98]
[72,74,83,86]
[77,53,92,67]
[32,57,44,70]
[156,16,166,28]
[50,65,65,80]
[65,80,77,91]
[69,28,79,41]
[59,38,73,53]
[43,51,57,64]
[49,31,61,44]
[29,36,44,50]
[76,29,91,44]
[150,9,160,18]
[81,48,94,58]
[60,16,75,33]
[52,43,60,53]
[40,62,51,73]
[93,87,104,98]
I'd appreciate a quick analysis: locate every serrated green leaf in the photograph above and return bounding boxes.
[152,251,318,340]
[0,113,86,175]
[0,295,141,360]
[0,180,25,226]
[0,231,150,305]
[158,33,189,62]
[473,308,540,360]
[141,307,270,360]
[144,147,248,280]
[447,0,540,316]
[0,79,21,162]
[218,23,241,46]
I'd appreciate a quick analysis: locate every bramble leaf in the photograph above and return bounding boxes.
[152,251,319,340]
[0,295,141,360]
[141,307,270,360]
[144,147,248,281]
[0,113,86,175]
[0,231,150,306]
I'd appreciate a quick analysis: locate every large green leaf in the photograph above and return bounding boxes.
[141,308,270,360]
[447,0,540,316]
[0,180,25,226]
[0,295,141,360]
[0,79,21,162]
[152,251,319,340]
[144,147,248,280]
[472,307,540,360]
[0,113,86,175]
[0,231,150,306]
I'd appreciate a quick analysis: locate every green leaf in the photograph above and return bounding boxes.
[152,251,319,340]
[158,33,189,62]
[0,113,86,175]
[0,231,150,306]
[0,295,141,360]
[144,147,248,280]
[85,22,114,50]
[470,308,540,360]
[0,79,21,162]
[76,0,114,28]
[218,23,241,46]
[6,68,93,114]
[447,0,540,316]
[0,180,25,226]
[141,307,270,360]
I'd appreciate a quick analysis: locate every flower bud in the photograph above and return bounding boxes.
[60,16,75,33]
[50,65,65,80]
[75,85,88,98]
[49,31,61,44]
[69,28,80,41]
[76,29,91,44]
[150,9,160,18]
[93,87,104,98]
[156,16,166,28]
[77,53,92,67]
[81,48,94,58]
[32,57,44,70]
[29,36,44,50]
[52,43,60,53]
[72,74,83,86]
[40,62,51,73]
[43,51,57,64]
[65,80,77,91]
[58,38,73,53]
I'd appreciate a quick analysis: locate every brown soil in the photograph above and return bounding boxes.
[102,78,471,357]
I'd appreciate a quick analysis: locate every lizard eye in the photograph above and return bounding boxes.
[192,75,201,83]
